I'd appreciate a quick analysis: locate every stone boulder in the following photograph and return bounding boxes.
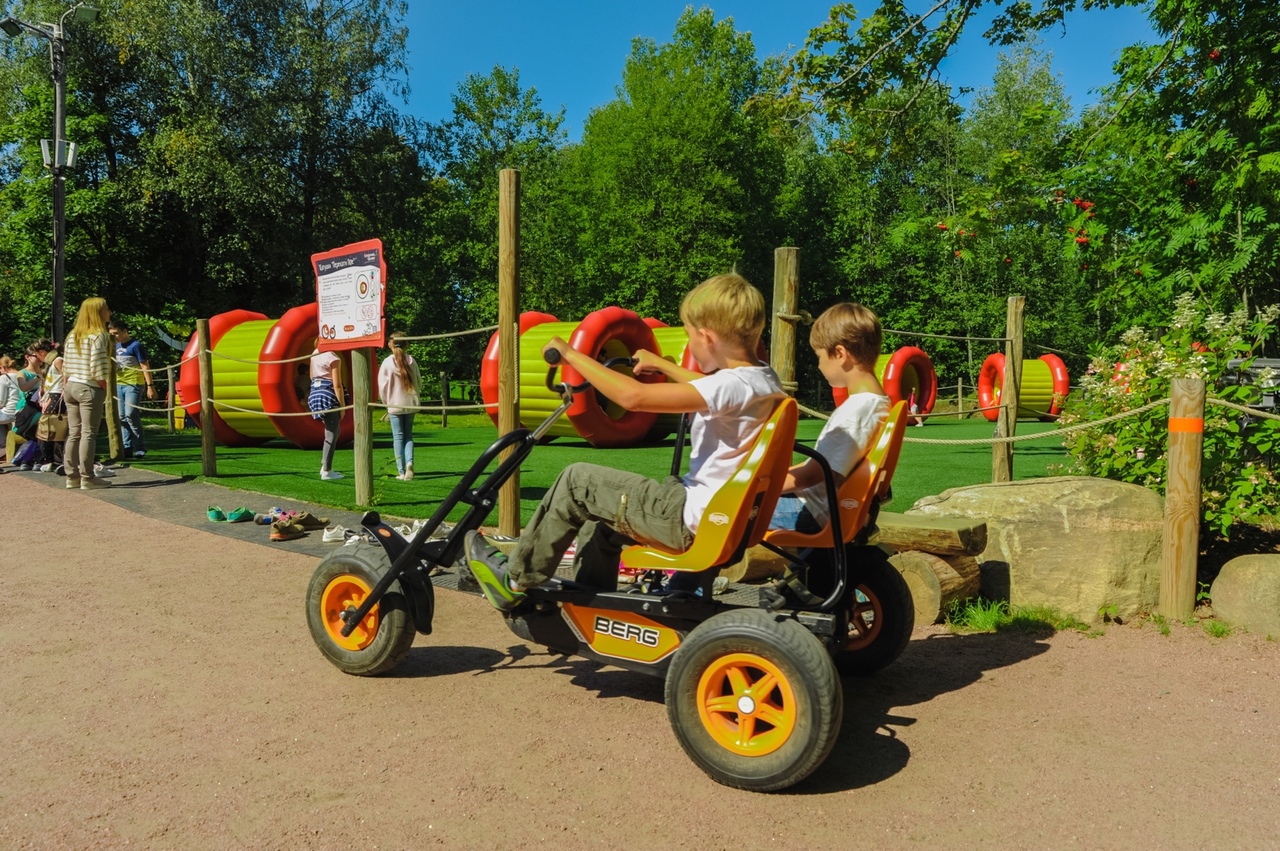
[908,476,1163,622]
[1211,555,1280,637]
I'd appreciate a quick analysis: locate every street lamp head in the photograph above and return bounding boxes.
[71,6,99,24]
[1,18,23,37]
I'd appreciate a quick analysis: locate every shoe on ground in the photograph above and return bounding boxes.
[38,463,52,472]
[81,477,111,490]
[270,521,307,542]
[395,472,405,480]
[66,476,81,489]
[291,511,329,530]
[321,525,348,543]
[207,506,226,522]
[226,507,255,523]
[19,463,34,471]
[134,450,146,458]
[393,524,413,537]
[404,464,414,481]
[320,470,344,481]
[465,531,525,611]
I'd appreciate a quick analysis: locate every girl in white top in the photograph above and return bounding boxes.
[62,297,113,488]
[377,335,421,480]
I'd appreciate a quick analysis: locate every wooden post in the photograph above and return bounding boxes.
[991,295,1025,483]
[165,365,176,433]
[957,376,964,417]
[196,319,217,476]
[440,370,448,429]
[498,168,521,537]
[105,359,122,460]
[770,247,800,395]
[352,348,374,506]
[1160,377,1205,618]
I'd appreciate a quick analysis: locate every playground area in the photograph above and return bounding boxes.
[3,470,1278,847]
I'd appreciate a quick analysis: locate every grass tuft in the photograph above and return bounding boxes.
[945,598,1092,635]
[1203,619,1232,638]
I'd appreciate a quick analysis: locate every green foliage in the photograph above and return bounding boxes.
[1058,293,1280,535]
[1203,619,1232,638]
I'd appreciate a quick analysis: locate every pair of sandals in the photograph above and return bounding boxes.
[208,506,254,523]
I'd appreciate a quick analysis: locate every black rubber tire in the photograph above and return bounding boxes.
[835,545,915,676]
[665,608,842,792]
[306,545,416,676]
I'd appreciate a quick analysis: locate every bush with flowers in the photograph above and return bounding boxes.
[1056,294,1279,536]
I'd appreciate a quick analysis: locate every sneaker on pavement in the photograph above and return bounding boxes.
[465,531,525,611]
[270,521,306,542]
[320,470,344,481]
[66,476,81,489]
[226,507,255,523]
[38,463,52,472]
[291,511,329,530]
[81,477,111,489]
[321,525,348,543]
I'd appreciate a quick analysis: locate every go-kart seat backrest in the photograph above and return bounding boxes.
[620,397,799,574]
[763,400,906,550]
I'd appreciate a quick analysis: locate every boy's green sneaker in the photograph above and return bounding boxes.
[466,531,525,611]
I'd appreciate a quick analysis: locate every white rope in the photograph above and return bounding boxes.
[366,400,498,412]
[393,325,499,342]
[209,399,355,416]
[209,349,313,365]
[902,399,1170,445]
[1206,397,1280,423]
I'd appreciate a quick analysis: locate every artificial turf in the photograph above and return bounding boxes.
[129,411,1068,525]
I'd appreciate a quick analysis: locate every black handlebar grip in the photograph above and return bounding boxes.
[544,349,562,365]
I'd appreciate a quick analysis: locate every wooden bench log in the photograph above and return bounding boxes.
[873,511,988,557]
[888,551,982,625]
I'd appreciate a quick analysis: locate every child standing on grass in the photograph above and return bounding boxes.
[378,334,421,481]
[466,273,786,609]
[768,302,889,534]
[308,348,346,481]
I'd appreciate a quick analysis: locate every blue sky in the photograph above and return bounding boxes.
[402,2,1158,140]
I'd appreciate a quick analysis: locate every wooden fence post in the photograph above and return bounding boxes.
[1160,377,1205,618]
[957,376,964,418]
[771,247,800,396]
[196,319,216,476]
[165,365,176,433]
[440,370,448,429]
[498,168,521,537]
[992,295,1025,483]
[352,347,373,506]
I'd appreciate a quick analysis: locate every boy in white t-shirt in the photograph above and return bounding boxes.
[769,302,889,534]
[466,274,786,610]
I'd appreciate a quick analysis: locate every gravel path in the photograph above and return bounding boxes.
[3,468,1278,849]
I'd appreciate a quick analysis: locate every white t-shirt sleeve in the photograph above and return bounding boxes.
[815,393,891,477]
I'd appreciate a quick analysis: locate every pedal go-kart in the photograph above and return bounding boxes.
[305,352,913,791]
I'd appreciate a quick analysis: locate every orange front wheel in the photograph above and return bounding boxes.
[306,546,415,676]
[666,609,841,792]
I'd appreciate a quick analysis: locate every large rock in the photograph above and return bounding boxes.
[1211,555,1280,637]
[908,476,1163,622]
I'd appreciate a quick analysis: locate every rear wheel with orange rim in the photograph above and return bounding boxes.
[665,609,841,792]
[834,545,914,676]
[306,546,415,676]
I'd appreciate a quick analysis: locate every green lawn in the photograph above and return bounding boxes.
[131,412,1069,524]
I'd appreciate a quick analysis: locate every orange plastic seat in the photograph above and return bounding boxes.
[620,398,799,575]
[764,401,907,550]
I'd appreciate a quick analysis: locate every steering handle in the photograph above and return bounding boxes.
[544,350,638,395]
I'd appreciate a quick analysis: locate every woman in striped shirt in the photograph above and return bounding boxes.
[62,297,113,490]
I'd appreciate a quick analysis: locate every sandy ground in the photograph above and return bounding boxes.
[3,467,1279,850]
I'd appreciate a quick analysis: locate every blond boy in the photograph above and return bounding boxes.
[467,274,785,610]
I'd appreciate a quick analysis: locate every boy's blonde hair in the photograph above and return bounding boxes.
[809,302,881,370]
[679,274,765,351]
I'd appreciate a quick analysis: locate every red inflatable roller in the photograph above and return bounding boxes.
[178,309,270,447]
[977,353,1070,421]
[561,307,661,447]
[259,302,355,450]
[832,346,936,420]
[480,312,560,429]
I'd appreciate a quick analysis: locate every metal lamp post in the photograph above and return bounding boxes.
[1,3,99,342]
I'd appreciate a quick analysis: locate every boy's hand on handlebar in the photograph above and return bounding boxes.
[542,336,571,363]
[632,349,666,376]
